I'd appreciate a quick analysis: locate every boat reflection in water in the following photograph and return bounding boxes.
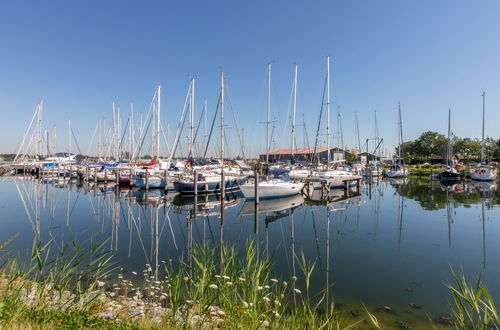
[239,194,304,218]
[473,181,497,193]
[173,192,242,217]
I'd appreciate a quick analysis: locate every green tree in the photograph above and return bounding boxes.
[413,131,448,162]
[453,138,481,163]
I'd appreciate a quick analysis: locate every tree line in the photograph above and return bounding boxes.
[396,131,500,164]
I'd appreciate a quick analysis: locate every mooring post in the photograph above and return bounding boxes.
[254,172,259,204]
[145,169,149,190]
[115,168,120,185]
[94,167,97,184]
[194,170,198,197]
[220,170,225,199]
[164,169,168,190]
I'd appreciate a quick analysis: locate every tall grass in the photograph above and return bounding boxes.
[0,234,115,327]
[447,268,499,329]
[1,234,499,329]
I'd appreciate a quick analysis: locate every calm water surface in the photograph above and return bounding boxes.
[1,176,499,327]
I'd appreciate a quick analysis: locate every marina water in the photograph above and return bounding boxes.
[1,176,499,326]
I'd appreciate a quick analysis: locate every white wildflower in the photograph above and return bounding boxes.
[217,310,225,316]
[273,311,280,317]
[274,300,281,306]
[215,275,222,279]
[242,301,249,308]
[132,271,137,276]
[226,281,233,286]
[262,320,270,327]
[262,297,271,303]
[238,277,246,281]
[209,284,219,290]
[222,275,230,280]
[264,285,270,289]
[270,278,278,283]
[293,288,302,294]
[97,281,105,287]
[257,286,263,291]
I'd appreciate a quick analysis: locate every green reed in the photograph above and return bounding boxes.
[447,267,499,329]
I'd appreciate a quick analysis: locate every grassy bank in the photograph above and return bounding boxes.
[0,236,498,329]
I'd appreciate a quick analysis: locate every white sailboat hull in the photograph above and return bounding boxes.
[470,172,496,181]
[239,181,304,200]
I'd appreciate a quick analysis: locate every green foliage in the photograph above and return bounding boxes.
[395,131,500,164]
[346,153,357,163]
[447,268,499,329]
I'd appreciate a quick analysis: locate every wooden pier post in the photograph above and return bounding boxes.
[220,171,225,199]
[194,170,198,197]
[164,169,168,191]
[115,168,120,185]
[145,169,149,190]
[254,173,259,204]
[94,167,97,184]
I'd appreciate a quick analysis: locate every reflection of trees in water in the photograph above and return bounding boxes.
[396,180,498,210]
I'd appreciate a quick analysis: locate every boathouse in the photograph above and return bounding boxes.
[259,147,349,163]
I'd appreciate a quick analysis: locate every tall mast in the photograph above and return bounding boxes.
[326,56,331,162]
[481,91,485,162]
[266,63,271,165]
[447,108,451,165]
[220,72,225,166]
[37,101,43,158]
[203,98,207,157]
[374,110,379,155]
[291,63,298,160]
[112,102,116,160]
[189,78,195,158]
[355,111,361,152]
[68,119,71,157]
[129,104,134,162]
[398,102,403,160]
[157,85,161,159]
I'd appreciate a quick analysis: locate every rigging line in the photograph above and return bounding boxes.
[117,116,130,152]
[191,101,206,158]
[70,127,83,156]
[281,71,296,147]
[68,189,81,219]
[167,83,192,163]
[225,86,245,160]
[133,90,157,158]
[135,113,153,158]
[203,92,221,159]
[160,125,172,158]
[86,121,100,156]
[312,74,328,165]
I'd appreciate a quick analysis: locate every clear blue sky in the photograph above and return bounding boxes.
[1,0,500,158]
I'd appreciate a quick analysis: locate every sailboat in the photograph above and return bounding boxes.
[134,85,167,189]
[173,73,247,195]
[471,92,497,181]
[240,63,304,200]
[385,103,408,178]
[438,109,462,181]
